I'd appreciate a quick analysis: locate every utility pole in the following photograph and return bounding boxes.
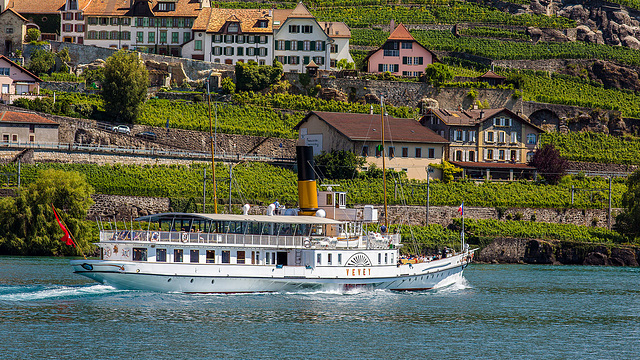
[202,168,206,212]
[17,159,21,189]
[229,163,233,213]
[426,166,430,226]
[608,176,612,230]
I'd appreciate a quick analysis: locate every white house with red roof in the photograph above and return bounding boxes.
[0,110,59,144]
[295,110,448,179]
[365,23,437,76]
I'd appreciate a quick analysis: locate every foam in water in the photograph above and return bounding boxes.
[0,284,122,302]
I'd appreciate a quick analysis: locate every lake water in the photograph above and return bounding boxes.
[0,257,638,359]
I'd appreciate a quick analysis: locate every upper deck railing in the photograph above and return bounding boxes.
[100,230,400,250]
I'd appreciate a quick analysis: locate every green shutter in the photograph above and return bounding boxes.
[310,41,316,51]
[143,17,149,27]
[297,41,303,50]
[285,41,290,50]
[322,41,326,51]
[303,56,309,65]
[237,47,243,56]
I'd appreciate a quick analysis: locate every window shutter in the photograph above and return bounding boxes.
[298,40,303,50]
[493,118,497,126]
[484,149,488,160]
[378,64,383,72]
[516,150,520,162]
[285,40,290,50]
[450,129,454,140]
[506,150,511,161]
[418,57,423,65]
[310,41,316,51]
[462,131,466,142]
[464,151,468,162]
[322,41,326,51]
[394,64,399,72]
[402,57,407,65]
[509,118,512,126]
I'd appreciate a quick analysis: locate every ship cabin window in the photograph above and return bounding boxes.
[277,252,288,266]
[251,251,256,264]
[133,248,147,261]
[385,253,388,264]
[156,249,167,262]
[328,253,332,265]
[338,253,342,265]
[190,250,199,263]
[222,250,231,264]
[206,250,215,263]
[378,253,381,264]
[317,253,322,265]
[174,249,183,262]
[326,193,333,206]
[391,253,394,264]
[255,252,260,264]
[237,251,246,264]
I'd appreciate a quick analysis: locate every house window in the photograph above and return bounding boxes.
[148,32,155,43]
[361,145,369,157]
[160,31,167,43]
[213,47,222,56]
[401,42,412,49]
[158,2,175,11]
[247,47,254,56]
[455,150,463,161]
[174,249,183,262]
[510,131,518,143]
[228,23,239,33]
[214,34,222,43]
[303,40,310,51]
[469,150,475,162]
[29,125,35,133]
[378,253,381,264]
[388,147,395,158]
[487,149,494,160]
[195,40,202,50]
[136,32,144,43]
[402,56,412,65]
[0,68,10,76]
[122,31,130,40]
[172,32,179,44]
[498,131,506,143]
[133,248,147,261]
[302,25,313,33]
[454,130,463,142]
[99,31,108,39]
[312,56,324,65]
[76,24,84,32]
[69,0,78,10]
[257,20,268,28]
[527,151,535,162]
[63,24,73,32]
[401,147,408,157]
[315,40,323,51]
[413,57,424,65]
[87,31,97,39]
[375,144,383,157]
[2,134,8,142]
[259,47,267,57]
[511,150,517,162]
[499,150,505,160]
[206,250,215,263]
[331,44,338,53]
[225,35,233,43]
[289,25,299,33]
[156,249,167,262]
[415,147,422,158]
[527,133,537,144]
[237,251,245,264]
[64,12,74,20]
[190,250,199,263]
[428,148,435,159]
[468,130,477,143]
[486,131,494,143]
[289,56,299,65]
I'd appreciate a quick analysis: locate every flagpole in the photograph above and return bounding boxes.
[52,204,87,260]
[461,201,465,253]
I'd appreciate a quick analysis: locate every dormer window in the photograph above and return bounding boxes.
[158,2,176,11]
[256,20,268,28]
[227,23,239,33]
[69,0,78,10]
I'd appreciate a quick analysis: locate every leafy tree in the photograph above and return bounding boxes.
[506,73,526,89]
[528,144,568,185]
[84,68,105,84]
[424,63,453,87]
[615,170,640,240]
[0,169,95,256]
[27,49,55,75]
[102,50,149,122]
[26,28,41,42]
[235,60,283,91]
[336,59,355,70]
[430,160,462,183]
[315,150,365,179]
[220,77,235,94]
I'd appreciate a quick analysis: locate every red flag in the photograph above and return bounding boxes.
[52,205,75,247]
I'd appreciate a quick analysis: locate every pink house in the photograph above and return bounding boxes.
[0,55,42,104]
[366,23,437,76]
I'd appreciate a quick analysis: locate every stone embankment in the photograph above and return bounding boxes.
[476,238,639,266]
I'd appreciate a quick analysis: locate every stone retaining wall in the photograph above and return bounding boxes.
[88,194,170,220]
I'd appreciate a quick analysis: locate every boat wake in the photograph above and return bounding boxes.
[0,284,123,302]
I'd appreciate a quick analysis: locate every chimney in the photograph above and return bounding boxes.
[389,19,395,33]
[370,105,374,115]
[480,110,485,119]
[296,146,318,216]
[199,0,211,9]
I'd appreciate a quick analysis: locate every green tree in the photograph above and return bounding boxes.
[315,150,366,179]
[235,60,283,91]
[102,50,149,122]
[430,160,462,183]
[27,49,55,75]
[220,77,235,94]
[26,28,41,42]
[0,169,95,256]
[424,63,453,87]
[615,170,640,241]
[529,144,568,185]
[336,59,355,70]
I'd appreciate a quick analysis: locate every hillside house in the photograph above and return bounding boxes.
[0,8,26,55]
[0,110,58,144]
[0,54,42,104]
[420,108,543,180]
[365,23,437,76]
[295,110,449,180]
[1,0,65,41]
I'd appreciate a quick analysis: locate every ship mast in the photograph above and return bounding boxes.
[207,77,217,214]
[381,96,388,229]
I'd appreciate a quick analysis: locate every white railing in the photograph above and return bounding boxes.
[100,230,305,248]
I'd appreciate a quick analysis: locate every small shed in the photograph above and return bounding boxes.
[306,60,319,77]
[477,70,506,86]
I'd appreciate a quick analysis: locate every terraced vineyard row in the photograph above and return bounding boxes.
[0,163,625,210]
[541,132,640,165]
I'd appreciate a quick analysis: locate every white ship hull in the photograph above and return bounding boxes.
[71,250,473,293]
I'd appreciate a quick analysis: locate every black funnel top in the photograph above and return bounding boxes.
[296,146,316,181]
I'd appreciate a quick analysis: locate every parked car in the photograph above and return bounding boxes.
[135,131,157,141]
[112,125,131,134]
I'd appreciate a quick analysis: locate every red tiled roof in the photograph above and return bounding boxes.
[478,70,506,79]
[296,111,448,144]
[388,23,414,41]
[450,161,536,170]
[193,7,272,33]
[0,111,58,125]
[318,21,350,38]
[149,0,201,18]
[83,0,131,16]
[7,0,66,14]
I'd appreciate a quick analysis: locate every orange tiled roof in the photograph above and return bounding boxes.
[423,107,545,132]
[273,3,313,29]
[388,23,415,41]
[193,7,272,34]
[83,0,131,16]
[0,111,58,125]
[7,0,65,14]
[1,8,28,21]
[149,0,201,18]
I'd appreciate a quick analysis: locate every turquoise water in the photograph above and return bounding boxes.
[0,256,638,359]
